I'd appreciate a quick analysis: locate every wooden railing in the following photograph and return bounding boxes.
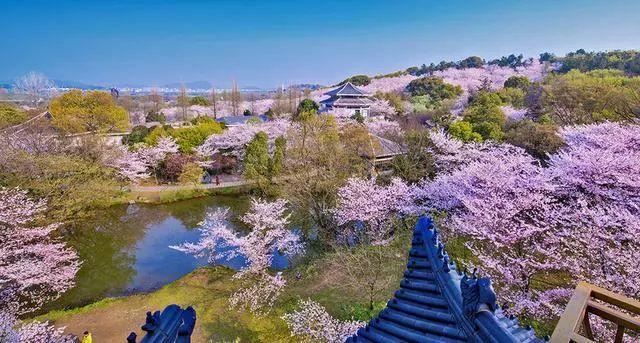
[551,281,640,343]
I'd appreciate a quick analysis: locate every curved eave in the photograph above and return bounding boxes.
[346,216,544,343]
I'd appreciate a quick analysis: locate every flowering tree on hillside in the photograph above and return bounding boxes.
[361,74,418,94]
[0,188,78,342]
[431,59,550,112]
[282,299,364,343]
[170,198,303,313]
[368,99,398,117]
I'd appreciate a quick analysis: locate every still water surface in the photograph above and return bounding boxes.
[45,195,288,312]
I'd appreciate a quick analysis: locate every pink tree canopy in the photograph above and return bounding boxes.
[0,188,80,315]
[417,123,640,318]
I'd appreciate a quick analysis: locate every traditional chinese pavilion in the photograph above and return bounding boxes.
[320,82,374,117]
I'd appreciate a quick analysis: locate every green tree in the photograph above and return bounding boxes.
[244,132,271,194]
[296,99,319,115]
[281,115,366,239]
[504,76,531,91]
[169,121,223,153]
[0,103,27,128]
[391,130,437,183]
[496,87,526,108]
[504,119,565,161]
[49,90,129,133]
[189,96,211,106]
[143,126,171,146]
[447,121,483,143]
[178,162,203,185]
[123,125,152,146]
[541,69,640,124]
[406,76,463,101]
[459,56,485,68]
[271,136,286,177]
[341,74,371,86]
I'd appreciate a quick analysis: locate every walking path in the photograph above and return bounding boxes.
[130,175,250,193]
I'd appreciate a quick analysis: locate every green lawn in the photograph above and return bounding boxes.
[37,230,412,342]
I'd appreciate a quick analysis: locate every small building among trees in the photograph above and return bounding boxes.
[320,82,373,117]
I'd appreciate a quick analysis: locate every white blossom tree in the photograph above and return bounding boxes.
[282,299,364,343]
[171,198,303,313]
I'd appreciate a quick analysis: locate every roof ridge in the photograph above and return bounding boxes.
[346,216,546,343]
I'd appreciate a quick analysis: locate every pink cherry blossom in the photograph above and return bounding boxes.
[0,188,80,316]
[197,119,291,158]
[334,177,417,244]
[282,299,364,343]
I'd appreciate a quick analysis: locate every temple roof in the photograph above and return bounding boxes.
[323,82,370,97]
[319,95,374,108]
[346,216,544,343]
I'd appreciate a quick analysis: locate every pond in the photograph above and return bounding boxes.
[44,195,289,313]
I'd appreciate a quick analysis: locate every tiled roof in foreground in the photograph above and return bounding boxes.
[346,216,545,343]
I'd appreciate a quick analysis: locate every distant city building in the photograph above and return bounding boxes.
[320,82,373,117]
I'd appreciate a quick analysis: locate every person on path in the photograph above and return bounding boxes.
[81,331,92,343]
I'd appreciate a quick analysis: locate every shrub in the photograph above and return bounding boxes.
[341,74,371,86]
[504,76,532,91]
[504,119,565,161]
[448,121,483,142]
[296,99,319,115]
[123,125,152,146]
[189,96,211,106]
[178,162,203,185]
[0,103,26,128]
[161,153,197,181]
[406,76,463,101]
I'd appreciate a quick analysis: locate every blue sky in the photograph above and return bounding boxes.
[2,0,639,88]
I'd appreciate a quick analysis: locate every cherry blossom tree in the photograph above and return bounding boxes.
[197,119,291,159]
[501,105,528,120]
[431,59,550,113]
[361,74,418,94]
[418,123,640,319]
[368,99,397,117]
[0,188,80,315]
[545,123,640,299]
[14,72,54,106]
[0,188,78,342]
[106,136,179,182]
[0,308,73,343]
[170,198,303,313]
[334,177,417,245]
[364,119,402,138]
[282,299,364,343]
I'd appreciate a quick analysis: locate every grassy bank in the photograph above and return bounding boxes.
[127,184,254,204]
[37,231,412,342]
